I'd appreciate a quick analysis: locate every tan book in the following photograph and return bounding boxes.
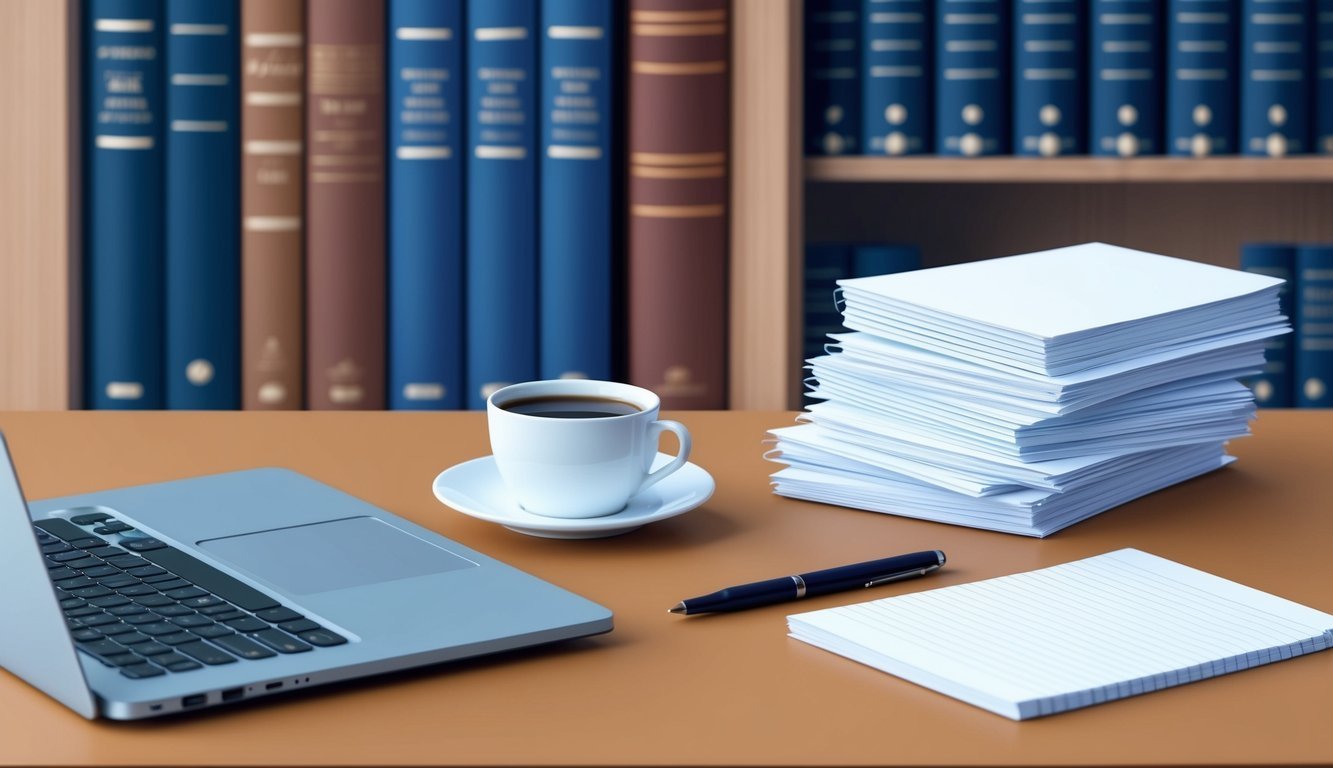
[305,0,387,409]
[627,0,730,409]
[241,0,306,409]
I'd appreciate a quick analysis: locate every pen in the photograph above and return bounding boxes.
[668,550,946,615]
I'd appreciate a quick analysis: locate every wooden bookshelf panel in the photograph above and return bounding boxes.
[806,182,1333,269]
[806,156,1333,184]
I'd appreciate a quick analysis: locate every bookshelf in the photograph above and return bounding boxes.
[2,0,1329,411]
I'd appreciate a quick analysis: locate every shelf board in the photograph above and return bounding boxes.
[805,156,1333,184]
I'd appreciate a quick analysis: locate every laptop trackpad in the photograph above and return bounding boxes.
[197,517,477,595]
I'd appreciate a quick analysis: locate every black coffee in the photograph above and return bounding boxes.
[501,395,642,419]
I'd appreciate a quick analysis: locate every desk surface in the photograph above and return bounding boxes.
[0,411,1329,766]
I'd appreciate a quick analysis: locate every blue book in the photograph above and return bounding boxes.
[1240,0,1311,156]
[853,243,921,277]
[389,0,464,410]
[1296,245,1333,407]
[540,0,614,382]
[85,0,165,409]
[1167,0,1238,156]
[1091,0,1164,156]
[936,1,1009,156]
[861,0,930,156]
[1014,1,1085,157]
[805,0,861,155]
[164,0,239,409]
[1314,0,1333,153]
[1240,244,1296,407]
[467,0,538,409]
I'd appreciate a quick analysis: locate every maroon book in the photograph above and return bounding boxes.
[305,0,386,409]
[627,0,730,409]
[242,0,305,410]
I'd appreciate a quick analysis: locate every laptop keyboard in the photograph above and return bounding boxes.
[34,515,347,680]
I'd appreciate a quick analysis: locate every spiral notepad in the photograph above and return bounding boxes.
[788,549,1333,720]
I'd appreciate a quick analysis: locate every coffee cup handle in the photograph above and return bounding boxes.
[636,420,692,496]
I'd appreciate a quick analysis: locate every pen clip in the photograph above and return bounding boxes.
[865,564,940,588]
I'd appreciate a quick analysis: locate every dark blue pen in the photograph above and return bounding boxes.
[668,550,946,615]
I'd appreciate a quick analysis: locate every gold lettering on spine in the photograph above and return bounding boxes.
[309,43,383,185]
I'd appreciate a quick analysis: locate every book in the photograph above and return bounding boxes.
[466,0,538,409]
[1240,0,1311,156]
[627,0,730,409]
[540,0,616,383]
[1296,245,1333,407]
[852,243,920,278]
[85,0,165,409]
[306,0,387,410]
[1013,0,1085,157]
[388,0,464,410]
[1240,243,1296,406]
[1091,0,1163,156]
[860,0,929,156]
[804,0,860,155]
[1166,0,1238,156]
[1315,0,1333,153]
[789,549,1333,720]
[165,0,240,409]
[936,0,1009,156]
[241,0,305,410]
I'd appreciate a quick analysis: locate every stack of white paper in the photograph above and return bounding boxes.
[767,243,1289,537]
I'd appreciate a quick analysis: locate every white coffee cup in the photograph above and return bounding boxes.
[486,380,692,518]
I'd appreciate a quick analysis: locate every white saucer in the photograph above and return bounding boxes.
[432,453,716,539]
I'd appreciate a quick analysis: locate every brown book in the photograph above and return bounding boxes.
[242,0,306,410]
[305,0,386,409]
[627,0,730,409]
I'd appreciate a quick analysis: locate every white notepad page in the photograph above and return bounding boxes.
[788,549,1333,720]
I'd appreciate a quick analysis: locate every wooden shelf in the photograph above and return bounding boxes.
[806,156,1333,184]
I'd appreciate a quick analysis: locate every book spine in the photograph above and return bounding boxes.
[805,0,860,155]
[1013,0,1085,156]
[165,0,240,409]
[540,0,615,382]
[388,0,463,410]
[1240,0,1311,156]
[628,0,730,409]
[861,0,929,156]
[466,0,538,409]
[241,0,305,410]
[306,0,387,410]
[852,243,921,277]
[85,0,165,409]
[1314,0,1333,153]
[804,244,850,364]
[1296,245,1333,407]
[1091,0,1164,156]
[936,0,1009,156]
[1166,0,1238,156]
[1240,244,1295,407]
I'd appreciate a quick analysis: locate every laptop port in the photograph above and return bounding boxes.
[221,687,244,702]
[181,694,207,708]
[265,681,283,691]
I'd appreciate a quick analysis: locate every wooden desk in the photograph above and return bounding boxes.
[0,411,1329,765]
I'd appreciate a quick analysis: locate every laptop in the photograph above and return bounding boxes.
[0,433,613,719]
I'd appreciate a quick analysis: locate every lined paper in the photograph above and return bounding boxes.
[789,549,1333,719]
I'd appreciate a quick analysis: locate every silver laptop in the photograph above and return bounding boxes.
[0,433,612,719]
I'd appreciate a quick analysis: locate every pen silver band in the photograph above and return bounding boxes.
[791,575,807,598]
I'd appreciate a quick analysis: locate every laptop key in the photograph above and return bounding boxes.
[122,538,167,553]
[189,624,234,639]
[103,652,144,667]
[255,606,303,623]
[212,634,278,660]
[70,586,114,599]
[277,619,321,634]
[99,622,136,636]
[176,641,238,665]
[150,579,191,592]
[171,615,215,629]
[164,658,203,672]
[71,628,103,642]
[79,639,127,657]
[198,603,237,616]
[51,550,93,563]
[125,565,164,578]
[68,537,106,549]
[88,594,130,609]
[40,541,73,555]
[108,604,149,617]
[47,568,79,583]
[250,629,312,654]
[119,585,160,598]
[124,612,164,625]
[179,595,224,609]
[119,663,166,679]
[106,556,149,570]
[64,558,104,570]
[65,606,102,618]
[142,572,181,584]
[83,546,126,559]
[134,642,172,656]
[81,565,120,579]
[164,586,207,600]
[70,512,112,526]
[59,597,87,610]
[136,546,280,611]
[158,631,199,646]
[98,574,139,589]
[114,631,152,645]
[211,610,247,622]
[131,594,175,608]
[225,617,269,633]
[151,651,193,667]
[54,575,95,590]
[297,629,348,647]
[137,622,182,636]
[94,522,134,534]
[33,518,95,541]
[152,604,194,617]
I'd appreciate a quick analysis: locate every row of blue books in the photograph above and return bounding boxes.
[1241,243,1333,407]
[806,0,1333,157]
